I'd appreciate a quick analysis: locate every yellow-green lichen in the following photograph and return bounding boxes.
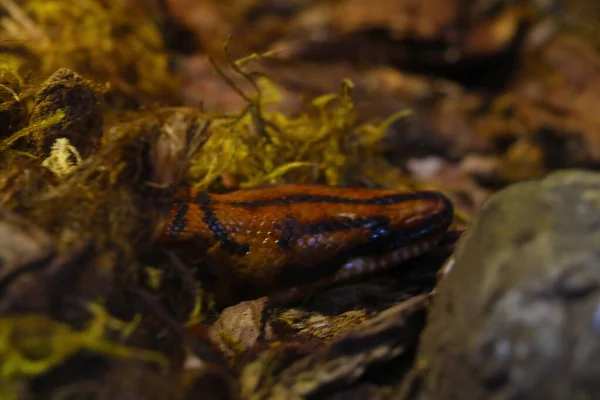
[0,303,168,384]
[0,0,181,106]
[189,47,412,191]
[0,110,64,153]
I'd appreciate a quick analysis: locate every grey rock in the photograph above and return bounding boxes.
[414,169,600,399]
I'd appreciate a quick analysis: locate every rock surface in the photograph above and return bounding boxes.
[414,169,600,399]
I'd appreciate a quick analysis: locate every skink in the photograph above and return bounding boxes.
[159,184,454,305]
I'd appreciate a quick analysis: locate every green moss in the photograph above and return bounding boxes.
[189,48,412,190]
[0,0,182,106]
[0,304,168,383]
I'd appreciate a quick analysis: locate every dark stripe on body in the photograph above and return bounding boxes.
[277,215,392,249]
[225,191,446,207]
[193,192,250,255]
[170,198,189,233]
[183,189,453,260]
[231,190,454,251]
[273,208,454,287]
